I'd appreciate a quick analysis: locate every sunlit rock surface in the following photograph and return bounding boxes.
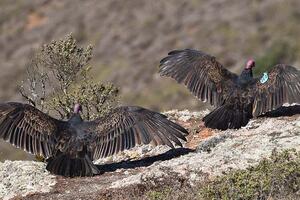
[0,108,299,199]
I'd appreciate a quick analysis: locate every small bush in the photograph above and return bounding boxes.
[199,149,300,200]
[19,34,119,120]
[147,188,172,200]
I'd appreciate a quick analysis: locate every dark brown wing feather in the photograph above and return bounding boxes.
[87,106,188,160]
[159,49,238,107]
[0,102,63,158]
[252,64,300,116]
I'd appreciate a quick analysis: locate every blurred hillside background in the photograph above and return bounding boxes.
[1,0,300,161]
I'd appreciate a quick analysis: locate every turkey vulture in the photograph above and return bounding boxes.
[159,49,300,130]
[0,102,188,177]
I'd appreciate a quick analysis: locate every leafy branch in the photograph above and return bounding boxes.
[19,34,119,120]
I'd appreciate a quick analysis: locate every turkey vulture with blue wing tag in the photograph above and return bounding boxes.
[159,49,300,130]
[0,103,188,177]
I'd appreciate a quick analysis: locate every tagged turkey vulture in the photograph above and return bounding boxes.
[159,49,300,130]
[0,102,188,177]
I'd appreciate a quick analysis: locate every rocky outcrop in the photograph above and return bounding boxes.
[0,108,299,199]
[0,161,55,200]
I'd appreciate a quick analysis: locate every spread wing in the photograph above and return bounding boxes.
[87,106,188,160]
[0,102,63,158]
[252,64,300,116]
[159,49,238,107]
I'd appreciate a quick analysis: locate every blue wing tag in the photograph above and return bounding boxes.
[260,72,268,83]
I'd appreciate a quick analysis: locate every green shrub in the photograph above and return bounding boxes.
[147,188,172,200]
[199,149,300,200]
[19,34,119,120]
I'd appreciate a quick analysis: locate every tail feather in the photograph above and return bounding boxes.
[203,104,252,130]
[46,152,100,177]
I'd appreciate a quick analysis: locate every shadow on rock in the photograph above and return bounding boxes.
[96,147,194,173]
[260,105,300,118]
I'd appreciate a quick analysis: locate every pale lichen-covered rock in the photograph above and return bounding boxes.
[109,114,300,189]
[0,110,299,199]
[0,161,56,200]
[163,109,209,122]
